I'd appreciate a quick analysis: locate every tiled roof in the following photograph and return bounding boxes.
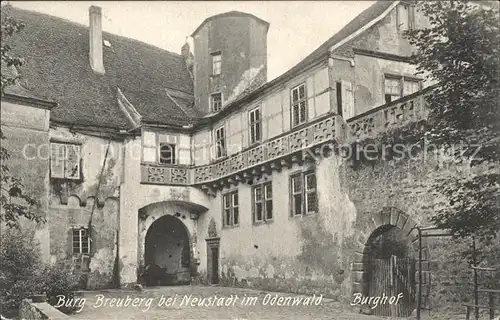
[5,7,195,129]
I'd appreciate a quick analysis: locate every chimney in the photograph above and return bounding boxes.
[89,6,105,74]
[181,40,194,79]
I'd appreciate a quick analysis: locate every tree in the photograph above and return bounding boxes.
[1,4,44,228]
[406,1,500,241]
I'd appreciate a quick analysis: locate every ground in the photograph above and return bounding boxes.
[70,285,384,320]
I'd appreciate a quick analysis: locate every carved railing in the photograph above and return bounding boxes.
[347,89,431,142]
[141,164,191,185]
[140,115,338,186]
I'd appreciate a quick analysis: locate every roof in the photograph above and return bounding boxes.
[191,11,270,37]
[5,6,195,129]
[203,1,396,123]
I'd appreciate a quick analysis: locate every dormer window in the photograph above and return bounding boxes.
[212,51,221,76]
[211,92,222,112]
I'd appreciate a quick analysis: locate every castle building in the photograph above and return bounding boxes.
[6,1,490,315]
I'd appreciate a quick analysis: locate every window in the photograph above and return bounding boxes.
[253,182,273,223]
[159,143,176,164]
[291,171,318,216]
[212,52,221,76]
[72,227,90,254]
[50,143,81,179]
[249,107,261,144]
[337,80,355,119]
[223,191,239,227]
[211,93,222,112]
[384,75,422,103]
[214,126,226,159]
[397,3,415,32]
[291,83,307,127]
[142,131,180,165]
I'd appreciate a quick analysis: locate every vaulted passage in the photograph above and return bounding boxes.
[143,215,191,286]
[367,225,417,317]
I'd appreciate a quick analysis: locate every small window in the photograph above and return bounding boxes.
[253,182,273,223]
[291,171,318,216]
[384,77,402,103]
[214,126,226,159]
[211,93,222,112]
[50,143,81,180]
[72,227,90,255]
[291,84,307,127]
[212,52,221,76]
[384,75,422,103]
[249,107,261,144]
[159,143,176,164]
[397,3,415,32]
[223,191,239,227]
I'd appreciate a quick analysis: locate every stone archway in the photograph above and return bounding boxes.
[351,207,431,315]
[143,215,191,286]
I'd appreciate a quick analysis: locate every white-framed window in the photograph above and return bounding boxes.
[384,75,422,103]
[211,92,223,112]
[291,171,318,216]
[253,182,273,223]
[397,3,415,32]
[223,191,239,227]
[214,126,226,159]
[249,106,261,144]
[212,51,221,76]
[50,143,81,180]
[72,227,90,254]
[142,131,181,165]
[291,83,307,127]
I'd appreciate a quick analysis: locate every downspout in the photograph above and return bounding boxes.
[86,138,111,287]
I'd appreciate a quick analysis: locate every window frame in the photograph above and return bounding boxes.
[72,227,91,255]
[50,142,81,180]
[211,51,222,76]
[252,182,273,224]
[384,74,422,104]
[397,2,416,32]
[290,171,318,216]
[290,83,308,128]
[158,143,176,165]
[141,131,180,165]
[248,106,262,145]
[222,190,239,227]
[210,92,223,112]
[214,125,227,159]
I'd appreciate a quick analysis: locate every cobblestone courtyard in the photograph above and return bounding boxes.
[70,285,383,320]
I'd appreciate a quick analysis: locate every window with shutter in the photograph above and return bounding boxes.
[341,80,355,119]
[50,143,81,180]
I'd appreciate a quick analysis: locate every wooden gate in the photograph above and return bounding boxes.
[369,255,417,317]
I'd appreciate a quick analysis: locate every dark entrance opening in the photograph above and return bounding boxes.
[368,225,417,317]
[143,215,190,286]
[206,238,220,284]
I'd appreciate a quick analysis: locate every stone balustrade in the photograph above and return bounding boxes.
[140,89,432,189]
[141,114,338,187]
[347,89,431,142]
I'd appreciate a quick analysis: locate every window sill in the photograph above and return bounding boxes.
[253,219,273,225]
[222,224,239,229]
[291,121,309,131]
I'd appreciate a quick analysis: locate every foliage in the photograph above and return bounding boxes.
[0,4,44,228]
[0,228,81,317]
[1,3,25,94]
[405,1,500,240]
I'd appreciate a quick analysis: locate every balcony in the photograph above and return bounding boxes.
[141,114,340,191]
[347,88,431,142]
[140,89,432,193]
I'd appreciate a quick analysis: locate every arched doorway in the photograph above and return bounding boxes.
[351,207,431,318]
[143,215,191,286]
[367,225,416,317]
